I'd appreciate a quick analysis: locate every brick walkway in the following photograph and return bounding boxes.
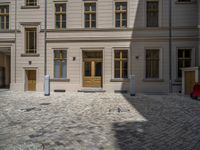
[0,91,200,150]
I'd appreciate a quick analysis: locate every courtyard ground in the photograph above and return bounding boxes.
[0,91,200,150]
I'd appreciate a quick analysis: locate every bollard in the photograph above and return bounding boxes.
[129,75,136,96]
[44,75,50,96]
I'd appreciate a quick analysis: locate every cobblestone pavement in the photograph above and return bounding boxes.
[0,91,200,150]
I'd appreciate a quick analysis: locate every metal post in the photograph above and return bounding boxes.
[44,0,47,76]
[169,0,172,93]
[15,0,17,83]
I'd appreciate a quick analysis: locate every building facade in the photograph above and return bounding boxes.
[0,0,199,93]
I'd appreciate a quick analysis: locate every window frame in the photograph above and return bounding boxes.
[0,5,9,30]
[55,3,67,29]
[84,2,97,28]
[176,48,194,79]
[144,48,163,80]
[146,0,159,28]
[53,49,67,79]
[25,27,37,54]
[115,1,128,28]
[25,0,37,6]
[145,49,160,79]
[113,49,129,79]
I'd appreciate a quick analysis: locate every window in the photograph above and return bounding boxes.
[55,3,66,29]
[114,50,128,79]
[54,50,67,79]
[0,6,9,30]
[115,2,127,28]
[146,1,159,27]
[84,2,96,28]
[26,0,37,6]
[178,49,192,78]
[25,28,37,54]
[146,49,159,78]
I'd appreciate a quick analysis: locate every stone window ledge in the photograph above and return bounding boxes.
[110,79,129,82]
[50,78,70,82]
[143,79,164,82]
[21,53,40,57]
[174,79,182,82]
[21,6,40,9]
[175,1,195,4]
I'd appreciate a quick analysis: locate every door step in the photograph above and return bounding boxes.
[78,88,106,93]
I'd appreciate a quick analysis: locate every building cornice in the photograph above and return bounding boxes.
[0,38,15,43]
[0,30,21,33]
[46,36,199,43]
[40,26,198,33]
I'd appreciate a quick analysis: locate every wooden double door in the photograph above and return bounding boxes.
[26,70,36,91]
[83,51,102,88]
[184,71,195,95]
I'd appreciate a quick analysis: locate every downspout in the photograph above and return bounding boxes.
[44,0,47,76]
[14,0,17,83]
[169,0,172,93]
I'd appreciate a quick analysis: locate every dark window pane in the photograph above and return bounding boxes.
[116,21,120,28]
[122,2,127,10]
[92,14,96,20]
[91,21,96,28]
[115,61,120,69]
[122,51,128,58]
[85,14,90,20]
[84,62,91,76]
[115,3,121,10]
[55,4,60,12]
[122,69,128,78]
[91,3,96,11]
[62,21,66,28]
[116,13,120,20]
[56,22,60,29]
[115,50,120,58]
[85,21,90,28]
[185,60,191,67]
[122,61,128,69]
[85,3,90,11]
[185,49,191,58]
[115,70,120,78]
[54,51,60,58]
[122,21,127,28]
[95,62,102,76]
[61,4,66,12]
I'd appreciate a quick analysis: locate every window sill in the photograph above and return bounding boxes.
[50,78,70,82]
[21,53,40,57]
[21,5,40,9]
[174,79,182,82]
[146,26,159,28]
[175,1,195,4]
[143,79,164,82]
[110,79,129,82]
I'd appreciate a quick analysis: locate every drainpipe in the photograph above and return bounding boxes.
[169,0,172,93]
[14,0,17,83]
[44,0,47,76]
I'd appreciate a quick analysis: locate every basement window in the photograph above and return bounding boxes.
[26,0,37,6]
